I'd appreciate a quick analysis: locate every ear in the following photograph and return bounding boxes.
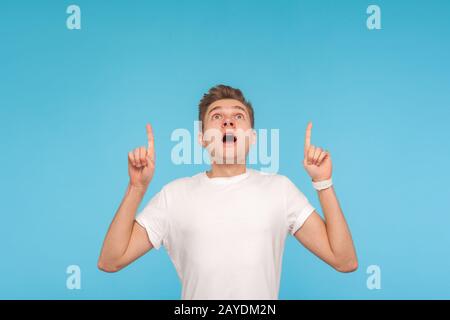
[198,131,205,148]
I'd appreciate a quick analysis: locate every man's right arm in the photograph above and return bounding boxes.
[97,124,156,273]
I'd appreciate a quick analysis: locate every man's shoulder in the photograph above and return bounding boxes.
[250,170,307,196]
[160,172,204,191]
[249,168,290,185]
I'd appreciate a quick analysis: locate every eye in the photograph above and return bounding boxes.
[235,113,244,120]
[212,113,222,120]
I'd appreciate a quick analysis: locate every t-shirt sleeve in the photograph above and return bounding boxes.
[283,176,316,236]
[135,188,169,250]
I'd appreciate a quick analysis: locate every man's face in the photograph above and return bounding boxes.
[199,99,255,164]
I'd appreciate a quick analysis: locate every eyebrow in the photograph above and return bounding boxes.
[207,105,248,116]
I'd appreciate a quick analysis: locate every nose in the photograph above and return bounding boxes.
[222,118,235,128]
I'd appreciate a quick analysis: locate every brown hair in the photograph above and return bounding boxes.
[199,84,254,130]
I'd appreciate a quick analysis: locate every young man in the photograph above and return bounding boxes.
[98,85,358,300]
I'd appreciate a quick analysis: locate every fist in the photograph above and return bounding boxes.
[128,124,155,189]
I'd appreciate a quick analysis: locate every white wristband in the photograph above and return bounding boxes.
[312,178,333,191]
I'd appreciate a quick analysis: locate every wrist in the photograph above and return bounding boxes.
[312,175,332,182]
[128,183,148,194]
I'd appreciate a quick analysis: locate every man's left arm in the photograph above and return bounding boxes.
[294,122,358,273]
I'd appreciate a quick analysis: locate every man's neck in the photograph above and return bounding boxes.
[206,164,247,178]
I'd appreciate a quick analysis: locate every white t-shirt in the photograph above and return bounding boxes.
[135,168,315,300]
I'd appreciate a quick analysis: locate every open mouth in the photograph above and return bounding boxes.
[222,133,237,143]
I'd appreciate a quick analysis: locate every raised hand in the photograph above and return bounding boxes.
[303,121,332,182]
[128,123,155,189]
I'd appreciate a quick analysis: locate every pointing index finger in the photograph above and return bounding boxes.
[146,123,154,151]
[304,121,312,156]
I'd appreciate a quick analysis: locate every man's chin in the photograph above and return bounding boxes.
[208,148,248,164]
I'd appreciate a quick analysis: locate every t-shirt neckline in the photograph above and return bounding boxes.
[202,168,252,185]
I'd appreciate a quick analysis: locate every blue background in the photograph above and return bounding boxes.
[1,0,449,299]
